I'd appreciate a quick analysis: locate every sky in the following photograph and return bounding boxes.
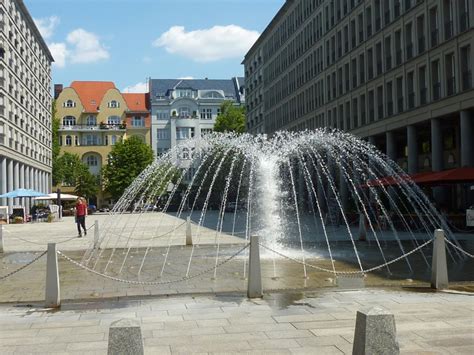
[24,0,285,93]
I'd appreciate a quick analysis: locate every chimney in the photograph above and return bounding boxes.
[54,84,63,99]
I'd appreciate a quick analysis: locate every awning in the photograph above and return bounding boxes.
[364,167,474,187]
[34,193,79,201]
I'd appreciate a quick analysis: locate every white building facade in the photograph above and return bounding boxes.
[0,0,54,211]
[149,78,245,162]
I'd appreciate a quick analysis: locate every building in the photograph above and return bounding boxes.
[244,0,473,210]
[55,81,151,207]
[149,78,245,159]
[0,0,54,213]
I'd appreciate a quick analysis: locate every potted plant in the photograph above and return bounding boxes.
[99,122,107,129]
[13,216,23,224]
[171,110,177,117]
[119,121,127,129]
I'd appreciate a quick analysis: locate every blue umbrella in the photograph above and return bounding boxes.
[0,188,46,198]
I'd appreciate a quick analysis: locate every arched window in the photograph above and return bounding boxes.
[111,135,117,145]
[65,135,72,146]
[64,100,75,108]
[86,155,98,166]
[63,116,76,126]
[182,147,189,159]
[86,115,96,126]
[107,116,120,125]
[108,100,119,108]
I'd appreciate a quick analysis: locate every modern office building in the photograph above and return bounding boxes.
[0,0,54,213]
[55,81,151,207]
[149,78,245,161]
[244,0,473,209]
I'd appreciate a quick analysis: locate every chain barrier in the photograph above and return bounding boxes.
[103,221,187,241]
[3,231,79,246]
[0,251,47,281]
[259,238,434,276]
[444,238,474,258]
[57,243,250,286]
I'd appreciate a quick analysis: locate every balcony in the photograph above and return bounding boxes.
[408,92,415,109]
[444,21,453,40]
[446,77,456,96]
[462,71,472,91]
[418,36,425,53]
[59,124,126,131]
[420,87,427,105]
[431,29,439,47]
[432,82,441,101]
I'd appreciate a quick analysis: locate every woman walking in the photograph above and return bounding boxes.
[75,197,87,237]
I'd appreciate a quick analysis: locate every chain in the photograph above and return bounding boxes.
[57,243,249,285]
[259,238,434,275]
[0,251,47,281]
[4,233,79,245]
[103,221,187,241]
[444,238,474,258]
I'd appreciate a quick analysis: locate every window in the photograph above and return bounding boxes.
[176,127,195,140]
[62,116,76,126]
[419,66,427,104]
[384,37,392,71]
[83,134,100,146]
[443,0,454,40]
[200,108,212,119]
[179,107,190,118]
[386,81,394,116]
[65,135,72,146]
[86,155,98,167]
[181,147,190,160]
[107,116,120,125]
[430,7,439,47]
[445,53,456,96]
[407,72,415,108]
[86,115,96,126]
[201,128,213,136]
[64,100,75,108]
[156,110,169,120]
[396,77,404,112]
[156,148,168,157]
[377,86,384,119]
[395,30,402,65]
[108,100,119,108]
[431,59,440,100]
[368,90,375,122]
[459,0,470,32]
[376,42,383,75]
[417,15,425,53]
[157,129,170,140]
[405,22,413,59]
[111,135,117,145]
[132,116,144,127]
[460,46,472,90]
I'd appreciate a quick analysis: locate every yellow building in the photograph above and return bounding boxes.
[55,81,151,207]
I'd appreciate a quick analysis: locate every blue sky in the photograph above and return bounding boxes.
[25,0,284,92]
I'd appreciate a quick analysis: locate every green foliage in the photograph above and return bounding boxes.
[102,136,154,200]
[51,100,63,186]
[214,101,246,134]
[75,171,99,201]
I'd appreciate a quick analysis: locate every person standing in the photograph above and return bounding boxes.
[75,197,87,237]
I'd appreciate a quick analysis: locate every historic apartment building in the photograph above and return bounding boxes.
[244,0,473,209]
[149,78,245,163]
[55,81,151,207]
[0,0,54,212]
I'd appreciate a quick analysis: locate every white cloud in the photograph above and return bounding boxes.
[66,29,109,64]
[34,16,60,40]
[123,82,148,93]
[153,25,260,62]
[178,76,194,80]
[49,42,68,68]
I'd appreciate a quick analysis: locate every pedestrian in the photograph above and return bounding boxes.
[75,197,87,237]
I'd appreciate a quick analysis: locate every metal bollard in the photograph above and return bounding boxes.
[0,225,4,253]
[94,220,99,249]
[431,229,448,290]
[186,217,192,245]
[247,235,263,298]
[45,243,61,308]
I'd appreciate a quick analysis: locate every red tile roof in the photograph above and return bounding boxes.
[123,93,149,112]
[70,81,116,113]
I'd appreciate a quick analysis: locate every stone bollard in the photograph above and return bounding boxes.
[358,213,367,241]
[352,307,399,355]
[108,319,144,355]
[247,235,263,298]
[186,216,192,245]
[94,220,99,250]
[0,225,4,253]
[431,229,448,290]
[45,243,60,308]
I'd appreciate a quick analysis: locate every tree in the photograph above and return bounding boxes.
[214,101,246,133]
[51,101,63,186]
[75,171,99,201]
[102,136,154,200]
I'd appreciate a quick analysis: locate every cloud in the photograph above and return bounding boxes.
[48,42,68,68]
[123,82,148,93]
[66,29,109,64]
[153,25,260,62]
[34,16,60,40]
[178,76,194,80]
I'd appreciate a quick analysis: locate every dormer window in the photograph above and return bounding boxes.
[108,100,119,108]
[64,100,76,108]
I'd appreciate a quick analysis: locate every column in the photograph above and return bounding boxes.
[13,161,19,205]
[25,166,30,212]
[0,157,7,207]
[29,167,35,193]
[386,131,396,160]
[7,159,13,211]
[460,111,473,167]
[407,125,418,174]
[19,163,26,211]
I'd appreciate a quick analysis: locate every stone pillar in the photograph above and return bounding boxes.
[45,243,60,308]
[0,157,7,207]
[186,216,192,245]
[7,159,13,211]
[431,229,448,290]
[407,125,418,174]
[19,163,25,189]
[460,111,473,167]
[386,131,396,161]
[94,220,100,249]
[247,235,263,298]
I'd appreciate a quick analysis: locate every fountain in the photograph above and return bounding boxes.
[80,130,465,284]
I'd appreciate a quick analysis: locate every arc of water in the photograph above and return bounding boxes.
[243,156,256,280]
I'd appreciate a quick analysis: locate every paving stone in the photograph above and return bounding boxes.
[289,345,344,354]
